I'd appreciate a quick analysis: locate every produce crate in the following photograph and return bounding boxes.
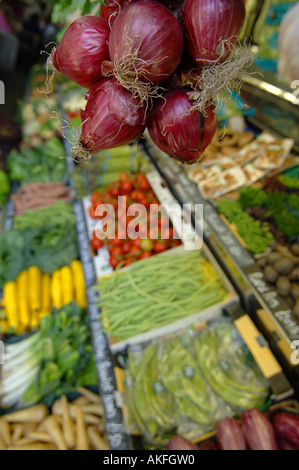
[112,306,293,449]
[103,243,236,354]
[82,167,202,278]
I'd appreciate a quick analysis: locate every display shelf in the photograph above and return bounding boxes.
[241,73,299,152]
[142,136,299,394]
[57,93,132,449]
[72,199,130,450]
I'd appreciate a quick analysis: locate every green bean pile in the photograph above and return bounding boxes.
[98,251,227,341]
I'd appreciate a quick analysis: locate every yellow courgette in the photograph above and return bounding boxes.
[41,272,52,314]
[60,266,74,306]
[70,260,87,308]
[16,270,30,329]
[3,282,19,331]
[28,266,42,329]
[51,270,63,309]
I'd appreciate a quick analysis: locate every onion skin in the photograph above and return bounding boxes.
[198,440,219,450]
[277,437,299,451]
[53,16,110,89]
[109,0,184,84]
[167,436,198,450]
[179,0,246,65]
[80,78,146,152]
[272,412,299,449]
[216,417,247,450]
[147,88,217,164]
[241,409,278,451]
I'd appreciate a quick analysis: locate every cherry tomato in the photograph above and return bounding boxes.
[124,257,135,267]
[109,238,123,247]
[140,238,154,252]
[109,186,121,198]
[122,241,131,254]
[139,251,153,260]
[88,205,99,219]
[110,246,123,258]
[130,189,144,203]
[128,245,141,257]
[90,237,104,251]
[91,191,102,205]
[136,174,151,192]
[132,238,141,248]
[119,172,130,182]
[109,256,120,269]
[120,180,134,195]
[153,240,169,254]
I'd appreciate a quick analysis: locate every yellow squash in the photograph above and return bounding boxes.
[16,270,30,330]
[2,282,19,331]
[70,261,87,309]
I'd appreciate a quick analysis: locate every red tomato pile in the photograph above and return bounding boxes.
[88,172,181,269]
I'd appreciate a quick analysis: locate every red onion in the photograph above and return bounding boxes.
[216,417,247,450]
[147,88,217,164]
[198,439,219,450]
[277,437,299,451]
[167,435,198,450]
[79,78,147,153]
[272,412,299,448]
[179,0,246,66]
[108,0,184,85]
[52,16,110,89]
[241,409,278,451]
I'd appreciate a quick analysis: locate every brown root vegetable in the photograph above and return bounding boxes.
[294,299,299,318]
[0,417,12,446]
[87,426,109,450]
[276,277,291,297]
[290,243,299,256]
[291,284,299,301]
[257,258,267,269]
[289,267,299,282]
[44,416,68,451]
[274,257,294,276]
[75,406,89,451]
[4,405,48,423]
[264,265,279,284]
[266,252,281,265]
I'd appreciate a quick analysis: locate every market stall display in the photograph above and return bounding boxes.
[1,0,299,452]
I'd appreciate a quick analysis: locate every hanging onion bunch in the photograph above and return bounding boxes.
[47,0,250,164]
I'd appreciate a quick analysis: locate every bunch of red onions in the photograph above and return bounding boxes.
[51,0,246,163]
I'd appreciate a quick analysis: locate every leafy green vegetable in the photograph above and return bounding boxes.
[0,230,26,285]
[278,175,299,189]
[238,186,299,241]
[23,302,97,406]
[0,202,78,286]
[0,170,10,207]
[7,137,67,185]
[266,192,299,240]
[239,186,269,209]
[216,199,273,254]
